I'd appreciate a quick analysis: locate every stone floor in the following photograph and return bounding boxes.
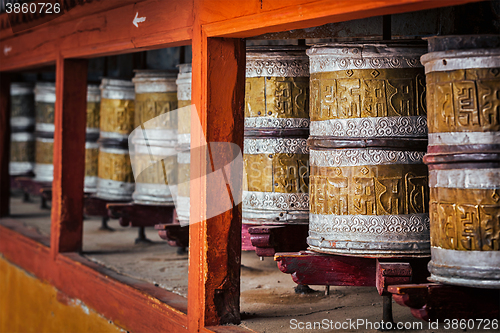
[8,193,468,333]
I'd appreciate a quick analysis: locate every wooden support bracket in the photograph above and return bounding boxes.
[155,223,189,248]
[107,202,175,227]
[248,224,309,257]
[388,283,500,322]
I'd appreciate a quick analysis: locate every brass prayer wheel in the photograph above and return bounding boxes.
[96,79,135,200]
[243,46,310,225]
[33,136,54,182]
[422,35,500,288]
[10,132,35,176]
[98,78,135,141]
[131,70,178,205]
[96,146,135,201]
[34,82,56,133]
[9,82,35,176]
[176,63,192,223]
[10,82,35,132]
[306,43,430,257]
[84,85,100,193]
[33,82,55,182]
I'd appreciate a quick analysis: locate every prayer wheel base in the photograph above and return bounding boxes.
[428,248,500,289]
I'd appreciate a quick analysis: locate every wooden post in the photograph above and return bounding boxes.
[50,56,88,256]
[188,28,245,329]
[0,74,10,217]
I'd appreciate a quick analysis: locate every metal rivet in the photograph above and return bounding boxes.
[268,111,272,115]
[257,111,261,115]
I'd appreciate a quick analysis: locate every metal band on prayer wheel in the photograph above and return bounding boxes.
[10,82,35,131]
[422,35,500,288]
[243,46,310,225]
[10,132,35,175]
[131,70,178,205]
[84,85,100,193]
[33,82,55,182]
[96,79,135,200]
[176,63,192,223]
[306,43,430,257]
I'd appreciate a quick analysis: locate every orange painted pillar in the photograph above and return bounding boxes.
[188,28,246,329]
[50,56,88,256]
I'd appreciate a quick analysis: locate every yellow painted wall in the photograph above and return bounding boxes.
[0,256,123,333]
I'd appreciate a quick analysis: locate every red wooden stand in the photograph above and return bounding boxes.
[155,223,189,249]
[83,195,128,231]
[241,224,256,252]
[388,283,500,322]
[14,177,52,209]
[248,224,309,257]
[275,251,430,322]
[107,202,176,244]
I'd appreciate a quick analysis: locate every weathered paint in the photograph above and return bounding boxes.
[0,256,123,333]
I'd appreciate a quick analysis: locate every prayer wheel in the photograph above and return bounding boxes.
[84,85,100,193]
[10,132,35,176]
[422,35,500,288]
[33,82,56,182]
[9,83,35,176]
[176,63,192,224]
[306,43,430,257]
[96,79,135,201]
[243,46,310,225]
[131,70,178,205]
[10,82,35,131]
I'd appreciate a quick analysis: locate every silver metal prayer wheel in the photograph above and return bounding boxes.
[84,85,100,193]
[33,82,55,183]
[422,35,500,288]
[243,46,310,225]
[176,63,192,223]
[306,42,430,257]
[131,70,178,205]
[96,79,135,201]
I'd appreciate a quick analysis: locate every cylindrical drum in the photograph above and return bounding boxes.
[306,43,430,257]
[9,82,35,176]
[176,63,192,223]
[96,79,135,200]
[9,132,35,176]
[422,35,500,288]
[97,145,134,201]
[10,82,35,131]
[84,85,100,193]
[33,82,56,182]
[243,46,310,225]
[131,70,178,205]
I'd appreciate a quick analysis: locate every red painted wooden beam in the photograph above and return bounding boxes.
[275,251,377,287]
[0,73,10,217]
[275,251,430,288]
[50,56,88,255]
[14,177,51,197]
[389,283,500,322]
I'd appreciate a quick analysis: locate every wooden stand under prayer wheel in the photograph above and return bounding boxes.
[243,46,310,256]
[276,41,432,320]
